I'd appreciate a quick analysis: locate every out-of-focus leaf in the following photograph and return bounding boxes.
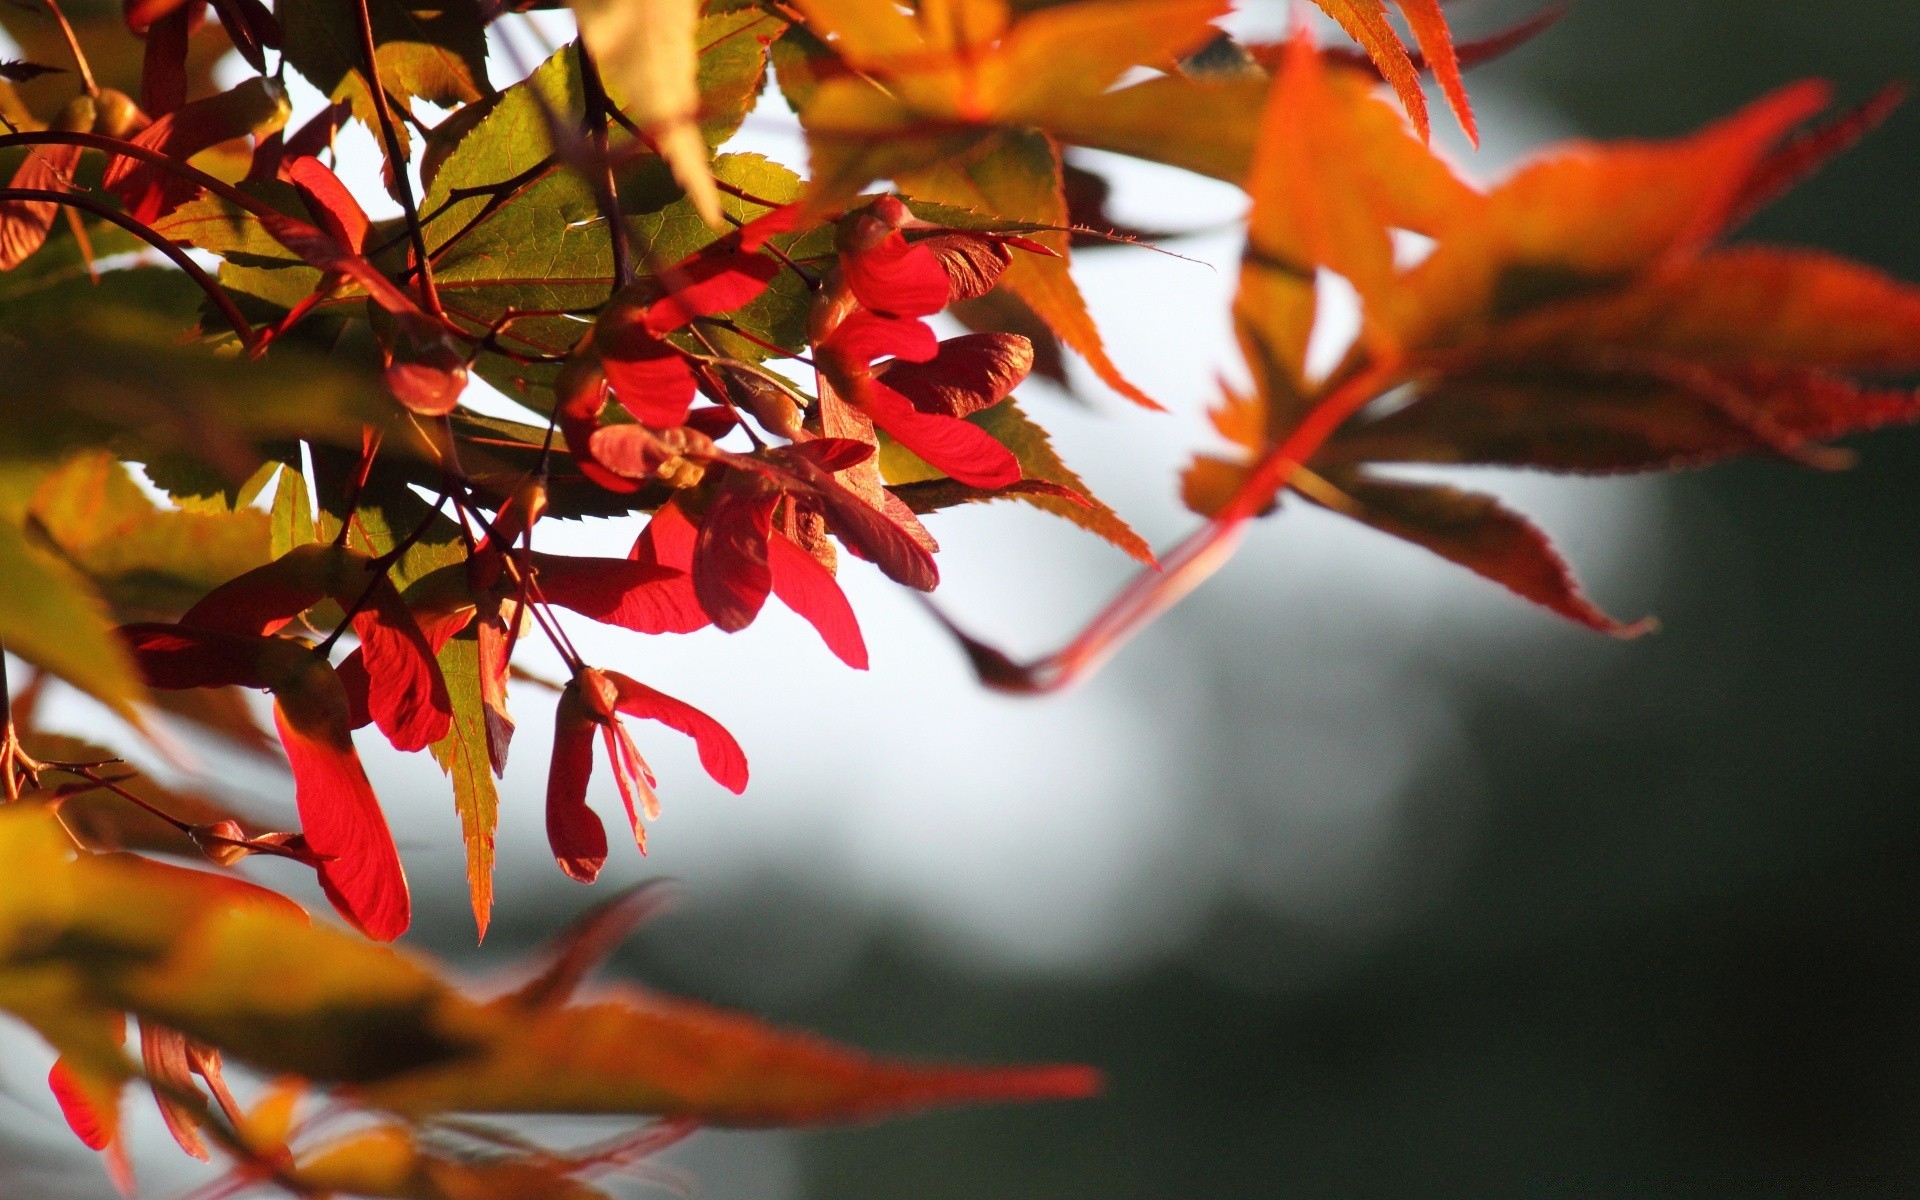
[0,316,411,480]
[1297,469,1644,635]
[0,518,146,722]
[787,0,1233,211]
[25,452,271,623]
[570,0,718,225]
[0,807,1098,1127]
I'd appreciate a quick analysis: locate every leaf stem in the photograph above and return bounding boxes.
[40,0,97,97]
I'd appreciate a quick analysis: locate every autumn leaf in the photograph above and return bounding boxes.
[569,0,722,227]
[0,806,1099,1132]
[1202,42,1920,634]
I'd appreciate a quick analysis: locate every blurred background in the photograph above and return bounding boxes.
[8,0,1920,1194]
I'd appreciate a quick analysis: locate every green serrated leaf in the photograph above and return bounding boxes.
[429,629,499,942]
[153,180,309,262]
[281,0,491,157]
[696,8,783,146]
[313,456,465,590]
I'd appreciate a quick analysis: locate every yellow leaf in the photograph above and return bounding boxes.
[571,0,724,228]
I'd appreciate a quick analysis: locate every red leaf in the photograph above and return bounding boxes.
[631,498,698,570]
[922,233,1013,303]
[1396,0,1476,146]
[779,453,941,592]
[48,1058,119,1151]
[0,143,83,271]
[786,437,877,474]
[139,2,191,116]
[351,577,454,753]
[844,232,951,318]
[179,544,332,636]
[141,1023,210,1161]
[606,671,750,794]
[693,486,779,632]
[119,622,275,690]
[645,249,781,334]
[860,379,1023,489]
[384,359,467,417]
[824,311,940,366]
[599,327,699,428]
[124,0,190,34]
[1729,83,1907,234]
[738,201,808,252]
[600,719,660,847]
[206,0,280,73]
[881,332,1034,418]
[547,683,609,884]
[509,881,675,1007]
[105,78,287,223]
[284,155,369,253]
[273,664,410,941]
[554,359,639,493]
[769,532,869,670]
[532,552,710,634]
[1311,472,1651,636]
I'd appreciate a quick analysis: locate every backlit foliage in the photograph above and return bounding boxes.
[0,0,1916,1191]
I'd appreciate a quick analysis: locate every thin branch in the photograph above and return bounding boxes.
[575,39,635,293]
[349,0,442,314]
[928,357,1404,695]
[0,187,257,347]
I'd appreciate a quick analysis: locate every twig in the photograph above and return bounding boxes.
[0,187,257,347]
[349,0,442,314]
[575,39,635,293]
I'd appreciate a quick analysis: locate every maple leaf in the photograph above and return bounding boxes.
[1307,0,1473,144]
[1203,35,1920,634]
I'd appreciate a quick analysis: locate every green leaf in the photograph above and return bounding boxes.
[0,316,410,479]
[0,265,205,339]
[312,456,464,591]
[695,8,784,147]
[270,462,320,558]
[428,630,499,942]
[887,399,1153,563]
[280,0,490,155]
[25,452,271,623]
[152,180,310,263]
[0,516,146,721]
